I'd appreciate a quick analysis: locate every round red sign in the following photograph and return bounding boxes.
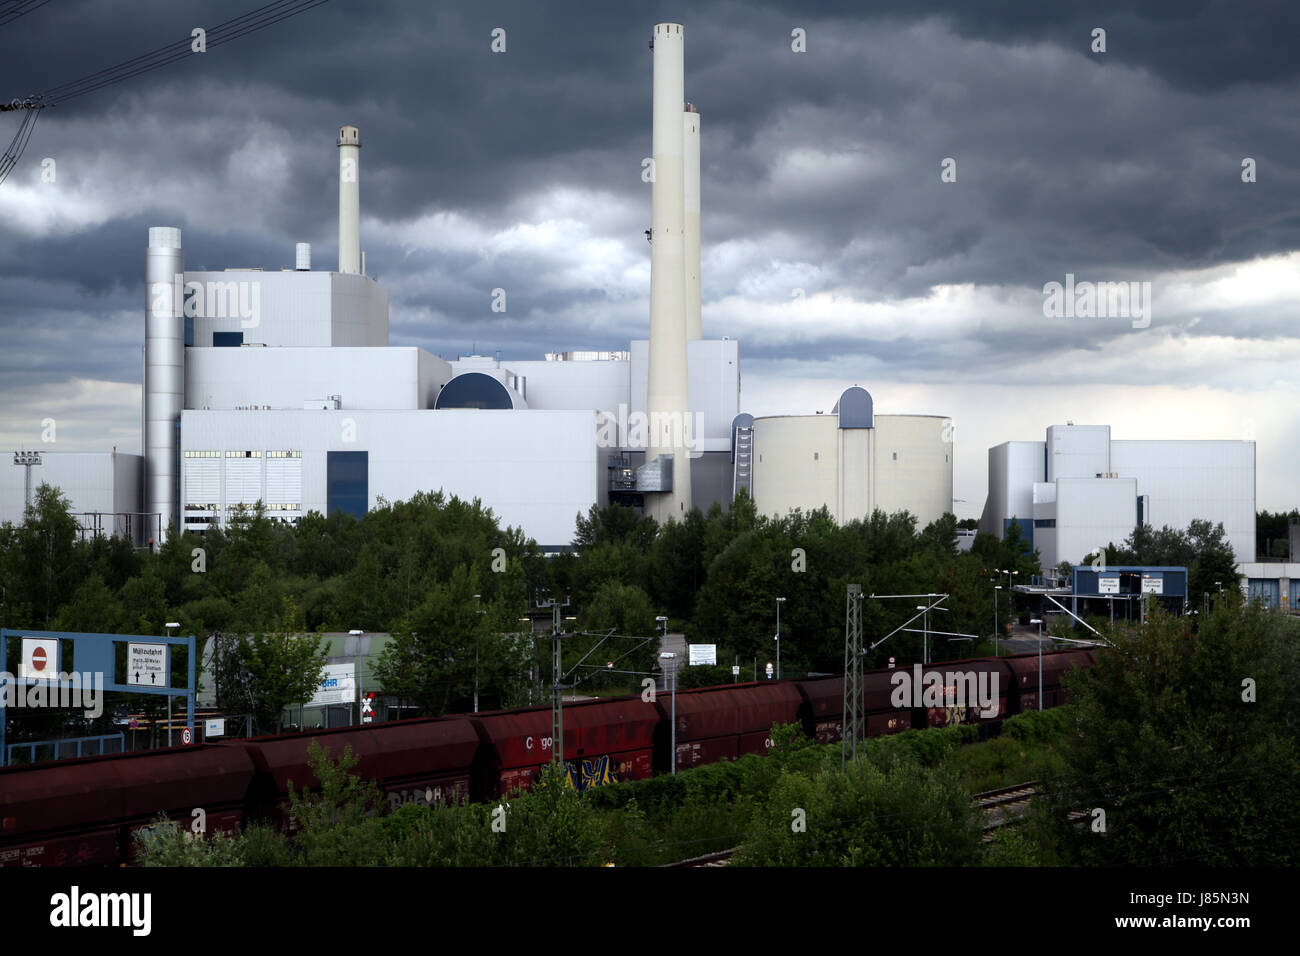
[31,647,47,671]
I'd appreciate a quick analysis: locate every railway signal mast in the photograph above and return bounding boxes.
[536,593,572,772]
[842,584,864,769]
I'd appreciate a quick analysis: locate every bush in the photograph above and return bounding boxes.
[733,755,982,866]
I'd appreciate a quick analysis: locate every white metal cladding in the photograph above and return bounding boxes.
[187,346,442,410]
[0,452,141,531]
[183,270,388,348]
[266,456,302,503]
[180,408,600,547]
[224,456,263,508]
[1110,440,1256,561]
[1052,477,1138,567]
[630,338,740,452]
[1046,424,1110,481]
[460,357,630,414]
[184,456,220,503]
[979,441,1045,536]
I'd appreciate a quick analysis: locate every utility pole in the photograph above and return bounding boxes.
[537,593,571,773]
[843,584,863,770]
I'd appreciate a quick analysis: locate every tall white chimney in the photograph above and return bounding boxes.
[295,242,311,271]
[145,226,184,544]
[644,22,693,520]
[684,104,702,340]
[337,125,361,274]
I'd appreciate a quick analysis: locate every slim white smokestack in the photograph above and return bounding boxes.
[646,22,692,520]
[684,104,702,341]
[145,226,184,544]
[296,242,311,271]
[337,125,361,274]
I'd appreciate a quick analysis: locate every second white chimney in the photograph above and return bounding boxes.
[337,125,361,274]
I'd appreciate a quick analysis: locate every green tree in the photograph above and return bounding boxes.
[236,630,328,733]
[1033,602,1300,865]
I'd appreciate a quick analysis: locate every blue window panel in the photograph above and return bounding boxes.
[327,451,368,519]
[213,331,244,347]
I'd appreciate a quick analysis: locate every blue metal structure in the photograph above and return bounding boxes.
[0,629,195,766]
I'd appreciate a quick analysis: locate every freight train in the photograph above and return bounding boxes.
[0,649,1093,867]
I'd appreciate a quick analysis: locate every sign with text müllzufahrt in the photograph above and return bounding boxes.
[128,643,167,686]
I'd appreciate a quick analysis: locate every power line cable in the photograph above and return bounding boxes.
[0,0,55,29]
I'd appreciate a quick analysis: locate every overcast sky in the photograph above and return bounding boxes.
[1,0,1296,520]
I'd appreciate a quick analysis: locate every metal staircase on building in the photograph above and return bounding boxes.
[732,424,753,498]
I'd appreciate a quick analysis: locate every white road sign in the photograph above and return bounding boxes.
[205,718,226,738]
[1098,576,1120,595]
[1141,575,1164,595]
[128,643,167,687]
[688,643,717,666]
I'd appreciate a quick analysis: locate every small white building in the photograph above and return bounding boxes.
[979,423,1256,566]
[0,450,143,539]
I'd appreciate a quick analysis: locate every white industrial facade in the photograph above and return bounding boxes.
[180,409,600,549]
[749,387,954,528]
[979,423,1256,566]
[0,451,142,539]
[6,24,955,551]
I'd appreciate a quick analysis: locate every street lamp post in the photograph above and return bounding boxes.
[1030,618,1043,710]
[659,651,677,774]
[349,629,364,724]
[993,585,1003,657]
[472,595,488,713]
[998,569,1019,633]
[165,622,179,746]
[775,597,786,679]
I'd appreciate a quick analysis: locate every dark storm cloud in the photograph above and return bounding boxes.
[0,0,1297,419]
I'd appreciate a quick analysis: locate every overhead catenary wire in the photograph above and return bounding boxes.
[0,103,40,186]
[0,0,55,29]
[0,0,331,185]
[42,0,332,106]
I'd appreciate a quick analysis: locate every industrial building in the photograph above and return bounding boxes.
[1,451,142,537]
[746,387,953,526]
[5,23,953,549]
[979,423,1256,567]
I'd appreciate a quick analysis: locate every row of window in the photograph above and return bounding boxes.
[184,450,301,458]
[184,502,300,511]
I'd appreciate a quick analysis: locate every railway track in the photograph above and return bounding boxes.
[976,781,1039,832]
[664,783,1044,865]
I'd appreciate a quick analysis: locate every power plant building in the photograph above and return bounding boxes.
[6,23,955,549]
[979,423,1256,567]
